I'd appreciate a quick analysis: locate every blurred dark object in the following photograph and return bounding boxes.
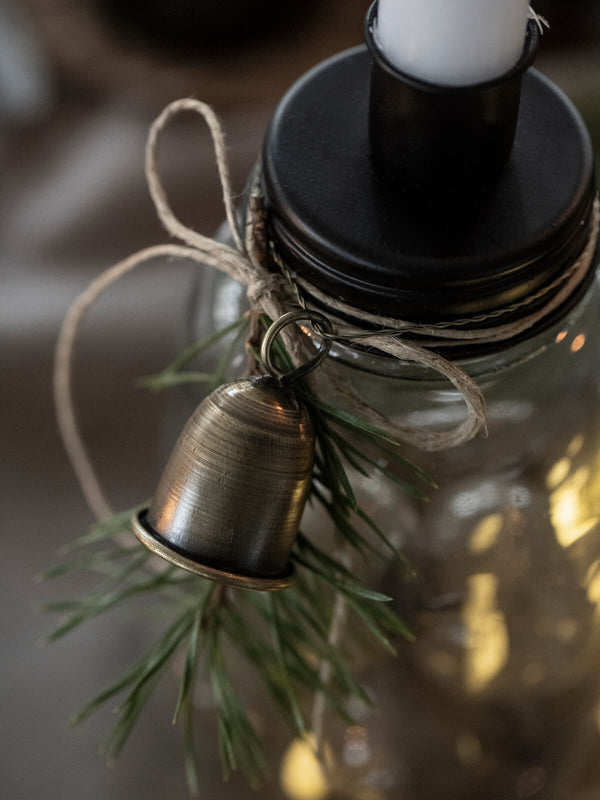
[96,0,318,53]
[534,0,600,46]
[0,0,53,123]
[18,0,598,112]
[20,0,371,107]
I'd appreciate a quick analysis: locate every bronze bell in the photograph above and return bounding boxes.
[132,374,315,591]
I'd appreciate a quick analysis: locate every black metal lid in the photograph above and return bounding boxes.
[261,46,596,326]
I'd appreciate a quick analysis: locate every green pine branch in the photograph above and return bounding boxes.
[42,313,431,794]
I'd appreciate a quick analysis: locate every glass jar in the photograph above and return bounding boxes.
[302,275,600,800]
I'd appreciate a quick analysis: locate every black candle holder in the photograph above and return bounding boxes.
[366,3,539,195]
[261,3,596,349]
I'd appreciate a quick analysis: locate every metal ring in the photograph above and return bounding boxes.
[261,309,333,383]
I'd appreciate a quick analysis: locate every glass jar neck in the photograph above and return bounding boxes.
[325,274,600,387]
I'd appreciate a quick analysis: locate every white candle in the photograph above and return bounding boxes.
[375,0,530,86]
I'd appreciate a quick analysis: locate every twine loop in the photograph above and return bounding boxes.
[54,98,599,520]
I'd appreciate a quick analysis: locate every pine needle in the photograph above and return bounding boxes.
[266,594,306,735]
[42,313,434,793]
[60,506,143,554]
[300,392,401,446]
[139,315,249,391]
[206,620,269,786]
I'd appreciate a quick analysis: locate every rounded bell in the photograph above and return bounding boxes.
[132,374,315,590]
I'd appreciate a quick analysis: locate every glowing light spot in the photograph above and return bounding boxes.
[571,333,586,352]
[555,330,568,344]
[280,736,329,800]
[546,458,571,490]
[463,574,509,694]
[550,467,598,548]
[586,561,600,611]
[469,514,502,554]
[456,732,482,765]
[586,560,600,585]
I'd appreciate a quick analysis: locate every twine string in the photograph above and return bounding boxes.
[146,99,246,255]
[53,243,247,519]
[54,98,599,519]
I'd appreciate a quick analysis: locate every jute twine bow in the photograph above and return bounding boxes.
[54,98,599,521]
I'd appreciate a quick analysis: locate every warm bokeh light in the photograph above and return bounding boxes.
[463,573,509,693]
[550,467,598,548]
[469,513,502,554]
[280,736,329,800]
[570,333,586,352]
[586,560,600,614]
[546,457,571,490]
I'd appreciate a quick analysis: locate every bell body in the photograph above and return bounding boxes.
[138,375,314,587]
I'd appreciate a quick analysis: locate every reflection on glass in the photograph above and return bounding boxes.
[314,281,600,799]
[571,333,586,352]
[463,573,509,694]
[468,514,502,554]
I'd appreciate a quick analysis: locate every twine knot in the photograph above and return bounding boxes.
[246,272,289,309]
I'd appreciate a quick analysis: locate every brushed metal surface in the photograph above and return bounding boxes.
[132,510,295,590]
[142,375,314,582]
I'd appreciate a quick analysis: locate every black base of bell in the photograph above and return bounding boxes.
[131,510,296,592]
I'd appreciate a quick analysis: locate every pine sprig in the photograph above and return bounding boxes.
[206,611,270,787]
[44,313,431,794]
[138,315,250,392]
[59,505,143,553]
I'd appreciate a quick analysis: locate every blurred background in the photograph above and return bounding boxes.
[2,1,599,797]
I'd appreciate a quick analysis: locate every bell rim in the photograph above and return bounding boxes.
[131,509,296,592]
